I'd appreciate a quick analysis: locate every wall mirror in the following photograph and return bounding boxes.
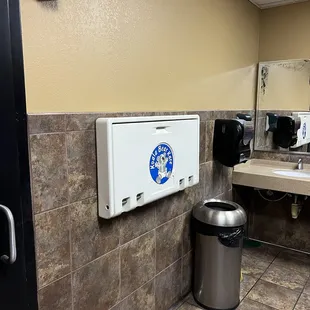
[254,59,310,154]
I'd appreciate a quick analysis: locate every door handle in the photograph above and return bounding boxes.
[0,204,17,264]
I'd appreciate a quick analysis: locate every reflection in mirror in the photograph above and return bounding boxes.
[255,59,310,154]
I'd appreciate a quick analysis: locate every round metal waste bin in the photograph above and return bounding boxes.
[192,199,247,310]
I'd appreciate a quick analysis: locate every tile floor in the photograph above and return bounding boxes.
[176,245,310,310]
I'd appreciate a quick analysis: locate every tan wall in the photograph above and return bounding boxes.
[21,0,259,113]
[259,1,310,61]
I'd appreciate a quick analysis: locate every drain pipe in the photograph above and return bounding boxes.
[291,195,302,219]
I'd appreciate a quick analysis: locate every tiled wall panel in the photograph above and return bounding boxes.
[29,111,247,310]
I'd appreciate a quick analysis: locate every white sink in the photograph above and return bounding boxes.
[273,170,310,179]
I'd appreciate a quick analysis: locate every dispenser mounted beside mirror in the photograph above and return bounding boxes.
[213,114,254,167]
[265,112,310,150]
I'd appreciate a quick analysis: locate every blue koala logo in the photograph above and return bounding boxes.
[149,143,174,184]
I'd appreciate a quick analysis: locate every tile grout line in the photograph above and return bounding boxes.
[262,249,310,290]
[118,246,121,307]
[71,234,182,309]
[242,247,281,304]
[109,279,154,310]
[35,203,70,217]
[109,258,182,310]
[38,272,72,290]
[154,218,157,308]
[72,246,121,273]
[117,245,310,310]
[29,129,96,137]
[292,291,303,310]
[153,209,190,232]
[119,228,156,251]
[155,203,157,293]
[42,204,189,284]
[64,126,74,310]
[117,218,121,305]
[27,132,41,303]
[181,212,184,297]
[152,278,156,310]
[34,195,98,216]
[64,114,68,133]
[292,272,310,309]
[169,298,188,310]
[70,224,74,310]
[35,186,191,222]
[243,248,310,309]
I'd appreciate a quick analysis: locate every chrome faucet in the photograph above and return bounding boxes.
[297,158,304,170]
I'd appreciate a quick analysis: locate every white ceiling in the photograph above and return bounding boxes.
[249,0,309,9]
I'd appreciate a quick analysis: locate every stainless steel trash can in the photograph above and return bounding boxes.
[192,199,247,310]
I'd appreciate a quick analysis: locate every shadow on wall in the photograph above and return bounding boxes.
[38,0,58,11]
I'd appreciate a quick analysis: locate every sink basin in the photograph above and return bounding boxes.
[273,170,310,179]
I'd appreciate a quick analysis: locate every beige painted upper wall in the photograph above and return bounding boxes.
[259,1,310,61]
[21,0,259,113]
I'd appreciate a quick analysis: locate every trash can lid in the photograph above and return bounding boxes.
[193,199,247,227]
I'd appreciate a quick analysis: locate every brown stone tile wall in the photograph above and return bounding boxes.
[28,110,249,310]
[235,186,310,253]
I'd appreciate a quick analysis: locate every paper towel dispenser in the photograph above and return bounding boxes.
[96,115,200,219]
[213,114,253,167]
[273,116,300,148]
